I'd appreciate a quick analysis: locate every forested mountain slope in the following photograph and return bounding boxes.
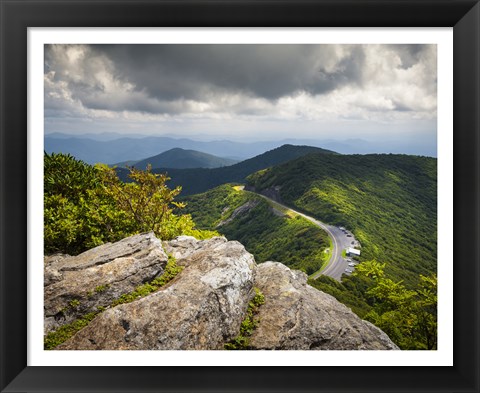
[247,153,437,287]
[117,144,337,195]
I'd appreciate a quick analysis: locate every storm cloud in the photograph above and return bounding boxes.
[92,44,365,101]
[44,43,437,148]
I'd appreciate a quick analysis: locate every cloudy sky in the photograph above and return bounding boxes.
[44,44,437,151]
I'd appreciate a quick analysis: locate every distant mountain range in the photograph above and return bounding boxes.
[44,133,436,165]
[121,148,238,170]
[117,144,337,195]
[45,134,286,164]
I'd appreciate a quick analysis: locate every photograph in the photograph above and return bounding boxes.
[43,43,438,351]
[1,0,478,391]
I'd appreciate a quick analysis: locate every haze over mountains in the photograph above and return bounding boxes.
[45,133,436,165]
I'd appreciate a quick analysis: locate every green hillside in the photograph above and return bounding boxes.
[181,184,331,274]
[116,144,337,195]
[247,153,437,287]
[132,148,238,169]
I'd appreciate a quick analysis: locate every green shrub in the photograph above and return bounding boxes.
[224,288,265,350]
[354,261,437,350]
[44,153,216,255]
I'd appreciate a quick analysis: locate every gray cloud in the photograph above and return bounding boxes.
[386,44,429,69]
[96,44,363,101]
[44,43,437,125]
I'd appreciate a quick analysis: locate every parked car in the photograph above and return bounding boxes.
[348,263,355,267]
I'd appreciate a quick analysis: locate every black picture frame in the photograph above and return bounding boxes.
[1,1,479,392]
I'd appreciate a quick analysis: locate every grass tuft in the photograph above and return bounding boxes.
[224,288,265,350]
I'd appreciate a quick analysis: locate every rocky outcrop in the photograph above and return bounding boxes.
[249,262,399,350]
[57,236,256,350]
[46,234,398,350]
[44,232,167,334]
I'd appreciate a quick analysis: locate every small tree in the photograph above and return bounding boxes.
[354,260,437,350]
[44,153,216,255]
[96,164,217,240]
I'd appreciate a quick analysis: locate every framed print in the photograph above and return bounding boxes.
[1,1,479,392]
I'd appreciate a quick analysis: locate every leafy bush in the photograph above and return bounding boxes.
[355,261,437,350]
[44,152,99,200]
[44,153,215,255]
[309,261,437,350]
[44,153,134,254]
[308,275,372,318]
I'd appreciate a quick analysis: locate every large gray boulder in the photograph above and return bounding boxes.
[44,232,168,334]
[46,234,399,351]
[57,236,256,350]
[249,262,399,350]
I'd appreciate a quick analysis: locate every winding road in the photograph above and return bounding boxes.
[244,189,360,281]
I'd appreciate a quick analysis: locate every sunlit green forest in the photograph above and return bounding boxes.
[247,153,437,287]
